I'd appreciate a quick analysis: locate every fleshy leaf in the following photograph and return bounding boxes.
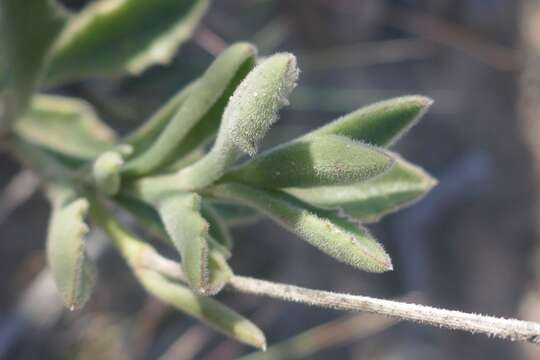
[211,202,262,227]
[93,151,125,195]
[116,195,234,288]
[306,96,432,147]
[221,52,299,156]
[157,192,214,294]
[119,193,231,292]
[122,42,257,176]
[222,135,394,188]
[202,203,234,251]
[210,183,392,272]
[46,187,96,310]
[0,0,67,123]
[169,53,300,189]
[15,95,116,161]
[44,0,209,84]
[287,154,437,223]
[90,203,260,348]
[125,80,197,155]
[137,269,266,349]
[115,194,232,260]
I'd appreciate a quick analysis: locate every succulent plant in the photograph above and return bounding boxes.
[2,0,540,352]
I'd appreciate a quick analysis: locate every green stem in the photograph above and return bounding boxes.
[88,195,149,264]
[128,145,240,202]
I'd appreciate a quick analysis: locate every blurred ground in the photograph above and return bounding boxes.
[1,0,538,359]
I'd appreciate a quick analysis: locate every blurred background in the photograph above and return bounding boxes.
[2,0,540,359]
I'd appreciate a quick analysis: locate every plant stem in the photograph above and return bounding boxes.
[7,130,540,346]
[228,277,540,344]
[129,146,241,203]
[135,242,540,345]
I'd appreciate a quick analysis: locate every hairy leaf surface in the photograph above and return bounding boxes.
[45,0,209,84]
[46,188,96,310]
[210,183,392,272]
[16,95,115,160]
[307,96,432,147]
[222,135,393,188]
[157,192,219,294]
[287,154,437,223]
[122,42,256,176]
[138,269,266,349]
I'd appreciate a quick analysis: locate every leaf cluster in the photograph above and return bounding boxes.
[0,0,435,349]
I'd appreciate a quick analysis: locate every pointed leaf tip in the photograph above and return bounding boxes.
[288,154,437,223]
[210,184,393,273]
[223,135,394,188]
[222,52,300,156]
[308,95,433,147]
[157,192,233,295]
[138,269,266,349]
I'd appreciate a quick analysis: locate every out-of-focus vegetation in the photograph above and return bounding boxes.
[1,1,539,359]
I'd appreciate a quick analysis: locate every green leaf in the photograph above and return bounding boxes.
[15,95,116,161]
[206,247,233,283]
[211,202,262,227]
[106,194,233,288]
[157,192,215,294]
[306,96,432,147]
[168,52,300,190]
[222,135,394,188]
[202,203,233,251]
[137,269,266,349]
[115,194,230,257]
[209,183,392,273]
[287,154,437,223]
[159,50,257,169]
[122,42,257,177]
[46,187,96,310]
[116,193,231,290]
[0,0,67,124]
[89,202,261,348]
[44,0,209,84]
[220,52,299,156]
[125,79,197,155]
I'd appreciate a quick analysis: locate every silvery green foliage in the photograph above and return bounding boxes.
[2,2,435,348]
[121,42,257,177]
[0,0,66,125]
[45,0,210,84]
[223,134,394,188]
[137,269,266,349]
[46,185,96,310]
[222,53,299,156]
